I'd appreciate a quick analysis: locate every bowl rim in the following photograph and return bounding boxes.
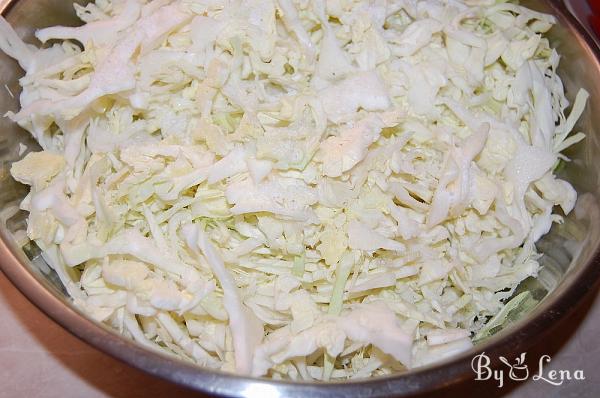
[1,0,600,396]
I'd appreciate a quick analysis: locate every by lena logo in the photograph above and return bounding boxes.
[471,352,585,388]
[499,352,529,381]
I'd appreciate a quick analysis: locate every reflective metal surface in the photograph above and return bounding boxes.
[1,0,600,396]
[563,0,597,44]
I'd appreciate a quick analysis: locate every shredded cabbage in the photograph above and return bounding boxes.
[1,0,588,380]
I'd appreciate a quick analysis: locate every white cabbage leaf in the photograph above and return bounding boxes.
[1,0,587,380]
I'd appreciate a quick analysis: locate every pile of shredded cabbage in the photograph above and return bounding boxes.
[0,0,588,380]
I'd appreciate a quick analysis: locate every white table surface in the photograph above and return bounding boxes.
[1,270,599,398]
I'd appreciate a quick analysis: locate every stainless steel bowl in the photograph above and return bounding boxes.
[1,0,600,396]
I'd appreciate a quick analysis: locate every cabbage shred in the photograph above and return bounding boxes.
[1,0,587,380]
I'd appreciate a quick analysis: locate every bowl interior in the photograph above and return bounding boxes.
[1,0,600,396]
